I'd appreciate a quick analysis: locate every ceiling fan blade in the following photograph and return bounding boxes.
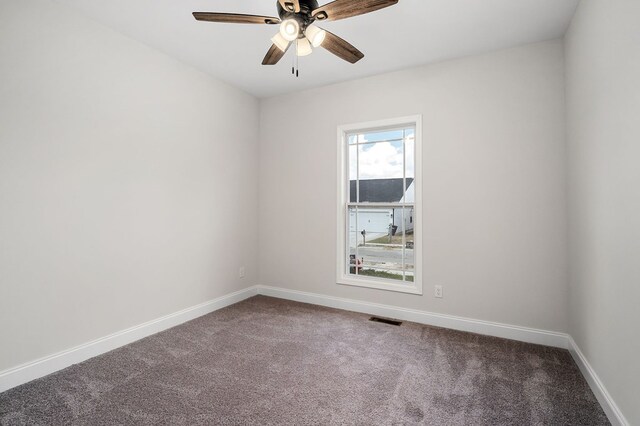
[321,30,364,64]
[262,44,290,65]
[312,0,398,22]
[192,12,280,25]
[278,0,301,13]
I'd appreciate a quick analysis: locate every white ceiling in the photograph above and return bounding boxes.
[53,0,579,98]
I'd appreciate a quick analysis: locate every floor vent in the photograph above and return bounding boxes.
[369,316,402,326]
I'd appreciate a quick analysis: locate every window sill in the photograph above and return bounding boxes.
[337,276,422,295]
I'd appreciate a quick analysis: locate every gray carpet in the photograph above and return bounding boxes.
[0,296,609,425]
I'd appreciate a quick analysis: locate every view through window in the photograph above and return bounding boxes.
[346,125,416,285]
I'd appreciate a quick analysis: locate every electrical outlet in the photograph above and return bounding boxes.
[239,267,246,279]
[434,285,443,298]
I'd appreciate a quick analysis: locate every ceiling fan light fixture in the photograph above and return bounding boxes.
[271,33,290,52]
[296,37,313,57]
[305,24,326,48]
[279,19,300,41]
[193,0,400,67]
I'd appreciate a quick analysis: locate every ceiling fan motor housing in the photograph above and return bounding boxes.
[277,0,320,33]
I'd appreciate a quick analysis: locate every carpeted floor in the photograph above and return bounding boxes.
[0,296,609,425]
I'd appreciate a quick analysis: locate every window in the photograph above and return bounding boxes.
[336,116,422,295]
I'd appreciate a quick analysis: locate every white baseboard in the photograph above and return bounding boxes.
[1,284,626,426]
[0,286,258,393]
[256,285,569,349]
[569,337,629,426]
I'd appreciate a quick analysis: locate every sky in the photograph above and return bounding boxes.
[349,129,415,180]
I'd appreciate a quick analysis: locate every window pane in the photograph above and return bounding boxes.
[397,207,415,281]
[405,130,416,180]
[342,123,417,289]
[358,140,403,180]
[348,208,359,276]
[348,206,408,279]
[348,145,357,202]
[357,140,405,203]
[356,178,409,203]
[355,129,404,143]
[405,128,415,140]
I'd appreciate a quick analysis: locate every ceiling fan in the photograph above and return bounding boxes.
[193,0,399,68]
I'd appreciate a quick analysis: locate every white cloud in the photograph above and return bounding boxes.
[349,131,415,180]
[350,142,403,179]
[349,132,415,181]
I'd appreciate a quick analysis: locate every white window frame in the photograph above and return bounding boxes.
[336,115,423,295]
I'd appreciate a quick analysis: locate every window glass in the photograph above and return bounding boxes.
[344,125,416,287]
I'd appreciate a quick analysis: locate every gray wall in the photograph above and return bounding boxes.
[259,40,568,333]
[565,0,640,423]
[0,0,259,371]
[4,1,636,421]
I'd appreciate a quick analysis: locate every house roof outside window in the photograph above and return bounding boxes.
[350,178,414,203]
